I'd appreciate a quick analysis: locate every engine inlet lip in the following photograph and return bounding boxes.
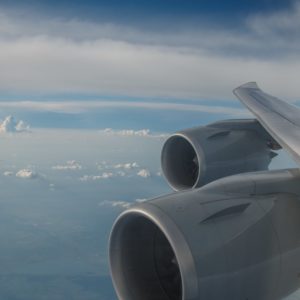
[161,133,205,191]
[109,202,199,300]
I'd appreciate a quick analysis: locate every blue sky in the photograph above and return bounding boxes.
[1,0,294,22]
[0,0,294,41]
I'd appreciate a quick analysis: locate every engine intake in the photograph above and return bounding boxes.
[110,213,181,300]
[161,134,200,191]
[109,203,198,300]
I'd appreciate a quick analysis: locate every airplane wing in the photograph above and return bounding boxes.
[233,82,300,164]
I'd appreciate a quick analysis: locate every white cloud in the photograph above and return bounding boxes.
[96,161,108,170]
[98,198,149,209]
[113,162,139,169]
[3,171,13,177]
[100,172,114,179]
[117,171,126,177]
[52,160,82,171]
[98,200,131,209]
[15,120,30,132]
[137,169,151,178]
[135,198,147,203]
[80,163,151,181]
[0,116,30,133]
[80,172,114,181]
[247,2,300,37]
[49,183,55,191]
[102,128,171,138]
[104,128,151,137]
[16,169,37,179]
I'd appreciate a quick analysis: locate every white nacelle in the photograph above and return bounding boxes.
[109,169,300,300]
[161,119,279,191]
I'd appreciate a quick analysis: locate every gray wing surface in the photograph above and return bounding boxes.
[233,82,300,164]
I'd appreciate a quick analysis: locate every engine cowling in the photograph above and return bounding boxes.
[109,169,300,300]
[161,119,280,191]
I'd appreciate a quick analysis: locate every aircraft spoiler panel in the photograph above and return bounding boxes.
[233,82,300,164]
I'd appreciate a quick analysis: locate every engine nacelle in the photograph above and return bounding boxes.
[109,169,300,300]
[161,119,280,191]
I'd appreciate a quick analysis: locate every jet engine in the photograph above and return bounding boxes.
[109,169,300,300]
[161,119,280,190]
[109,83,300,300]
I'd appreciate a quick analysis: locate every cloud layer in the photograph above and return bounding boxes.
[0,101,249,118]
[0,5,299,100]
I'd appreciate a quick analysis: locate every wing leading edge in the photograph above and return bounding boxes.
[233,82,300,164]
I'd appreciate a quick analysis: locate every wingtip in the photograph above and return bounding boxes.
[233,82,259,95]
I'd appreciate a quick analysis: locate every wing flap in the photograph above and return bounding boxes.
[233,82,300,164]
